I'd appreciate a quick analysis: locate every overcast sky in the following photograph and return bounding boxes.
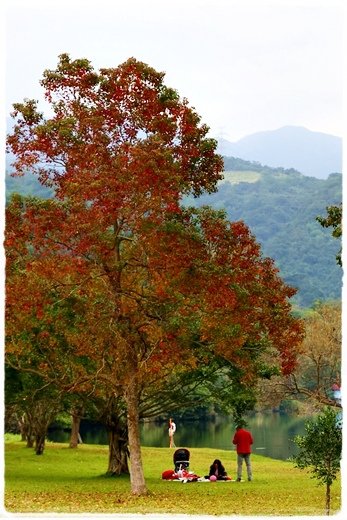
[4,0,344,142]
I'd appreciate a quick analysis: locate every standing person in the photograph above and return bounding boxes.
[232,423,253,481]
[168,418,176,448]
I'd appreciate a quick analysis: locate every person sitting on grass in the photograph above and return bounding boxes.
[205,459,230,480]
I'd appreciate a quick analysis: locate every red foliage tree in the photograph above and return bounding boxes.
[6,55,303,494]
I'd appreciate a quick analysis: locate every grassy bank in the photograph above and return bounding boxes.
[4,436,341,516]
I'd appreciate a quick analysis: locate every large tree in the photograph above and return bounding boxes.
[6,55,303,494]
[5,195,304,486]
[7,54,223,493]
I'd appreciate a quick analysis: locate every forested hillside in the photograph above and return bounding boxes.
[6,157,342,308]
[186,158,342,308]
[5,171,54,200]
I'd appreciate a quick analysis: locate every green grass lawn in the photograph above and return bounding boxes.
[4,436,341,516]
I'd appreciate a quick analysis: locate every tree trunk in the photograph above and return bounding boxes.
[69,410,82,448]
[18,413,34,446]
[125,376,147,495]
[326,482,331,515]
[25,420,35,448]
[26,435,34,448]
[18,414,27,441]
[107,428,130,475]
[35,434,45,455]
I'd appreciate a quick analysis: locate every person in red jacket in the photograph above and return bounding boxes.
[232,424,253,481]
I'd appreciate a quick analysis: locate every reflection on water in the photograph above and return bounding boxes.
[47,413,307,461]
[140,413,307,460]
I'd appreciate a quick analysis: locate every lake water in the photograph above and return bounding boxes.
[48,412,307,461]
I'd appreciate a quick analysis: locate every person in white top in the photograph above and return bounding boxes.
[168,418,176,448]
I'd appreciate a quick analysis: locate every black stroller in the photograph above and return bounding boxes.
[173,448,190,472]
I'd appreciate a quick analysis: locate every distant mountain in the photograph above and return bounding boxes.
[217,126,342,179]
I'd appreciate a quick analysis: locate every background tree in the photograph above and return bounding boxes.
[316,204,342,266]
[286,302,341,408]
[256,302,341,413]
[5,368,63,454]
[292,407,342,515]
